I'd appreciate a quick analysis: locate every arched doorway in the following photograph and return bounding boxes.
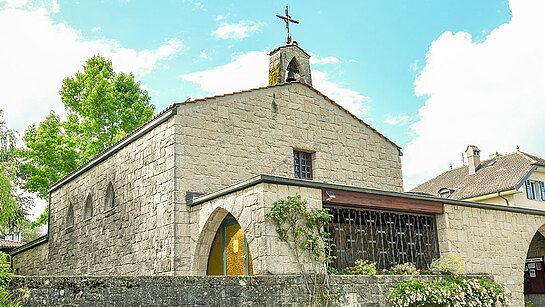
[524,230,545,306]
[207,214,253,276]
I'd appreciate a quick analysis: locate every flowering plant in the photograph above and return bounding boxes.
[430,254,465,275]
[387,276,508,307]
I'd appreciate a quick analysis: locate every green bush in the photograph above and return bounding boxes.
[387,275,508,306]
[0,251,29,307]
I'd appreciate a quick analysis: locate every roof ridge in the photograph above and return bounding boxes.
[516,151,537,164]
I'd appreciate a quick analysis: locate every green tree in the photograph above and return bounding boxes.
[19,55,155,225]
[0,111,26,229]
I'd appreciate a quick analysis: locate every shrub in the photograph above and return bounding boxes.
[387,275,508,306]
[353,260,377,276]
[389,262,418,275]
[430,254,465,275]
[0,251,29,307]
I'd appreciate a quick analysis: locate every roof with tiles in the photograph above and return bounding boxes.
[49,81,400,192]
[410,151,545,200]
[0,239,24,248]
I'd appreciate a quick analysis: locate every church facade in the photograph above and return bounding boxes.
[11,42,545,306]
[13,44,403,276]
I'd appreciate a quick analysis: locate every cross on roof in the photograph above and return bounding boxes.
[276,6,299,44]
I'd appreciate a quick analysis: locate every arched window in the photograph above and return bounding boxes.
[104,182,115,210]
[286,57,302,82]
[66,203,74,228]
[84,193,93,220]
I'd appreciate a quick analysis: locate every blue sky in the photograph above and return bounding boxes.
[4,0,545,219]
[48,0,510,147]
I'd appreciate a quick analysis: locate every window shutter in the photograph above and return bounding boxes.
[526,180,534,200]
[540,181,545,201]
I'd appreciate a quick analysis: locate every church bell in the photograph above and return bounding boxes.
[286,70,296,82]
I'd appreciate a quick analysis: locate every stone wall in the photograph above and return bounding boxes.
[189,182,322,275]
[175,83,402,274]
[437,203,545,306]
[13,116,177,276]
[9,275,442,307]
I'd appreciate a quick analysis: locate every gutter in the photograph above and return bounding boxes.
[10,235,48,256]
[464,189,520,202]
[189,174,545,217]
[498,191,510,206]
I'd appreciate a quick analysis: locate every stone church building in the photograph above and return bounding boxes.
[11,42,545,306]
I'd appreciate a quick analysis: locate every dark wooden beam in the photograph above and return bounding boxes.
[322,188,443,214]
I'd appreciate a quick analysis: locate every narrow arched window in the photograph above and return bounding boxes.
[84,193,93,220]
[66,203,74,228]
[104,182,115,210]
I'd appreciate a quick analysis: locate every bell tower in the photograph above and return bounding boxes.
[269,42,312,86]
[270,6,312,86]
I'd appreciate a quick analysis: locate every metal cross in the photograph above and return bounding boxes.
[276,6,299,44]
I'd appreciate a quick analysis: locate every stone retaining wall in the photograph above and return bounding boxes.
[10,275,442,307]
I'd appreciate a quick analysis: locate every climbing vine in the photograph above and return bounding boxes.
[266,195,333,306]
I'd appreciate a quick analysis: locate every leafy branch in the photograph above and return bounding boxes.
[266,195,333,306]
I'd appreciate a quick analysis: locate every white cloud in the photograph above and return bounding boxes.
[1,0,57,12]
[349,59,358,63]
[0,3,183,136]
[216,14,228,21]
[212,21,264,40]
[409,60,419,72]
[309,53,342,64]
[91,26,101,32]
[182,0,202,9]
[403,0,545,190]
[179,51,370,118]
[384,113,415,126]
[199,50,208,59]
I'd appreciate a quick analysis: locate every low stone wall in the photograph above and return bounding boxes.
[10,275,443,307]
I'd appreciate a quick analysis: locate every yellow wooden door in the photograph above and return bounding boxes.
[207,215,253,276]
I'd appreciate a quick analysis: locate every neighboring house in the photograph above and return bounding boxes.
[411,145,545,210]
[0,239,23,254]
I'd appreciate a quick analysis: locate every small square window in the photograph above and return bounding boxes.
[294,150,313,180]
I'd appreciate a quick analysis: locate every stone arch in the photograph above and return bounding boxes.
[286,57,302,82]
[191,205,256,275]
[66,202,74,228]
[523,224,545,305]
[104,182,115,210]
[191,207,230,275]
[84,193,93,220]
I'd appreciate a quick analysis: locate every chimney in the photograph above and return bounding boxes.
[489,152,501,159]
[466,145,481,175]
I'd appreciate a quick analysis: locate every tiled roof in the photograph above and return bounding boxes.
[410,151,544,200]
[0,239,24,248]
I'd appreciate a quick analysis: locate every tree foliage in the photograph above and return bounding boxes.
[0,111,26,229]
[18,55,155,225]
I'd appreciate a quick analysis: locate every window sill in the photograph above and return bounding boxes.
[104,207,116,217]
[83,217,93,223]
[65,225,75,233]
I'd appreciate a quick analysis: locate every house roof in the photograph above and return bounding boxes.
[0,239,24,249]
[49,81,400,193]
[410,151,545,200]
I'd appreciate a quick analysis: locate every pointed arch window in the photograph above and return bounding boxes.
[286,57,302,82]
[66,203,74,228]
[104,182,115,211]
[84,193,93,220]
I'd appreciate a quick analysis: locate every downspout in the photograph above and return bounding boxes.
[498,191,509,206]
